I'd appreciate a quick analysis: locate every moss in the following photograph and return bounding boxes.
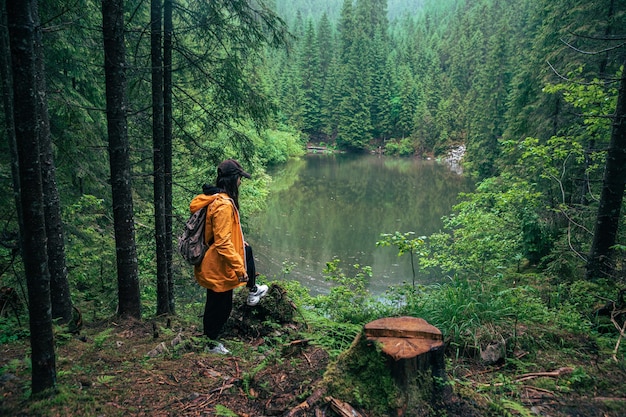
[322,333,402,415]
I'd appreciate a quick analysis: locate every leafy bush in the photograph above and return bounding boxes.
[383,137,414,156]
[311,259,392,325]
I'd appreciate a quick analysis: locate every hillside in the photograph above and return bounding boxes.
[2,284,625,417]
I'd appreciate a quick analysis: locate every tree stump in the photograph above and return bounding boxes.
[364,316,450,404]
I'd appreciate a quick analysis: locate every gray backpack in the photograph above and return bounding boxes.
[178,206,208,266]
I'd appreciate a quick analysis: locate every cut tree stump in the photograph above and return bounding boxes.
[364,316,450,403]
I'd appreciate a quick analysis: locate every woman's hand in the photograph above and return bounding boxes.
[238,273,249,283]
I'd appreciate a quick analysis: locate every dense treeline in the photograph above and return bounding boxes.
[272,0,425,25]
[270,0,626,283]
[0,0,625,402]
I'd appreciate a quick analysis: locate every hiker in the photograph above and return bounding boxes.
[188,159,268,354]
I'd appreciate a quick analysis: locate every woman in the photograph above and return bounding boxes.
[189,159,268,354]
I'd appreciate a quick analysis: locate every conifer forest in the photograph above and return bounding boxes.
[1,0,626,416]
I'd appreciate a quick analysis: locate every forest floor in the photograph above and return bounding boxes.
[1,284,626,417]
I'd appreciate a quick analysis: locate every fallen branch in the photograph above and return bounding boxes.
[593,396,626,402]
[476,367,573,387]
[283,387,325,417]
[611,309,626,363]
[325,396,363,417]
[521,385,556,396]
[209,383,234,395]
[515,367,574,382]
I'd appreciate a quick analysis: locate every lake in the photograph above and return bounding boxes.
[246,153,473,295]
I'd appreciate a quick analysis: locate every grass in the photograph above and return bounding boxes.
[1,280,625,416]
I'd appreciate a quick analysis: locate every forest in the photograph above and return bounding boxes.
[1,0,625,416]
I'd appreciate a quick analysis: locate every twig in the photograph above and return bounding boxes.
[229,357,241,378]
[284,387,325,417]
[476,367,573,387]
[209,383,234,395]
[560,38,626,55]
[515,367,574,382]
[521,385,556,396]
[611,309,626,362]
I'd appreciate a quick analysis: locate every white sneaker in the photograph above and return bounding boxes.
[247,284,269,306]
[205,342,230,355]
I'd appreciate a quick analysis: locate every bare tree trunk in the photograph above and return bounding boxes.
[33,3,73,324]
[164,0,175,313]
[0,0,23,242]
[586,57,626,280]
[7,0,56,394]
[152,0,169,315]
[102,0,141,319]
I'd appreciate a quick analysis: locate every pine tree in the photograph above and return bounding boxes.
[6,0,57,394]
[102,0,142,319]
[299,19,323,136]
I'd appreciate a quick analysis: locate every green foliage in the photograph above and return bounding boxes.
[495,399,535,417]
[312,259,388,325]
[214,404,238,416]
[377,231,425,288]
[254,128,306,166]
[382,138,415,156]
[416,174,548,278]
[0,318,28,344]
[543,69,617,141]
[93,328,114,350]
[299,311,361,357]
[62,195,117,315]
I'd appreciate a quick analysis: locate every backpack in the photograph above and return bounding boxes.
[178,206,208,266]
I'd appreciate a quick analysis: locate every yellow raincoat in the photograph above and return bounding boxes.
[189,192,247,292]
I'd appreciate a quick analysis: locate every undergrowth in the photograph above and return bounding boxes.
[1,262,625,416]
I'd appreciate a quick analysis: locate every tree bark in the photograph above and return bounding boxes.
[0,0,24,240]
[0,0,23,241]
[102,0,141,318]
[7,0,56,394]
[586,57,626,281]
[152,0,169,315]
[164,0,175,313]
[33,3,73,324]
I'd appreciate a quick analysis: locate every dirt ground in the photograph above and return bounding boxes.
[1,285,626,416]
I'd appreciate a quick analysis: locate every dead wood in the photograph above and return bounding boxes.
[283,387,325,417]
[325,396,363,417]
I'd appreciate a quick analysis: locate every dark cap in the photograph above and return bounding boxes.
[217,159,251,179]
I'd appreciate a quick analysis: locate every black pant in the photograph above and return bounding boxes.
[245,244,257,290]
[203,288,233,340]
[203,245,257,339]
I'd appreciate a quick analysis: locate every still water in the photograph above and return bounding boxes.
[246,154,473,295]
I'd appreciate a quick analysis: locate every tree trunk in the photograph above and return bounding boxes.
[586,56,626,280]
[152,0,169,316]
[7,0,56,394]
[164,0,175,313]
[102,0,141,319]
[33,3,73,324]
[0,0,23,242]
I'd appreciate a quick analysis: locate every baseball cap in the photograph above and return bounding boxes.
[217,159,251,179]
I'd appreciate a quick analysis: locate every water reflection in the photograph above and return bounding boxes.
[246,154,473,295]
